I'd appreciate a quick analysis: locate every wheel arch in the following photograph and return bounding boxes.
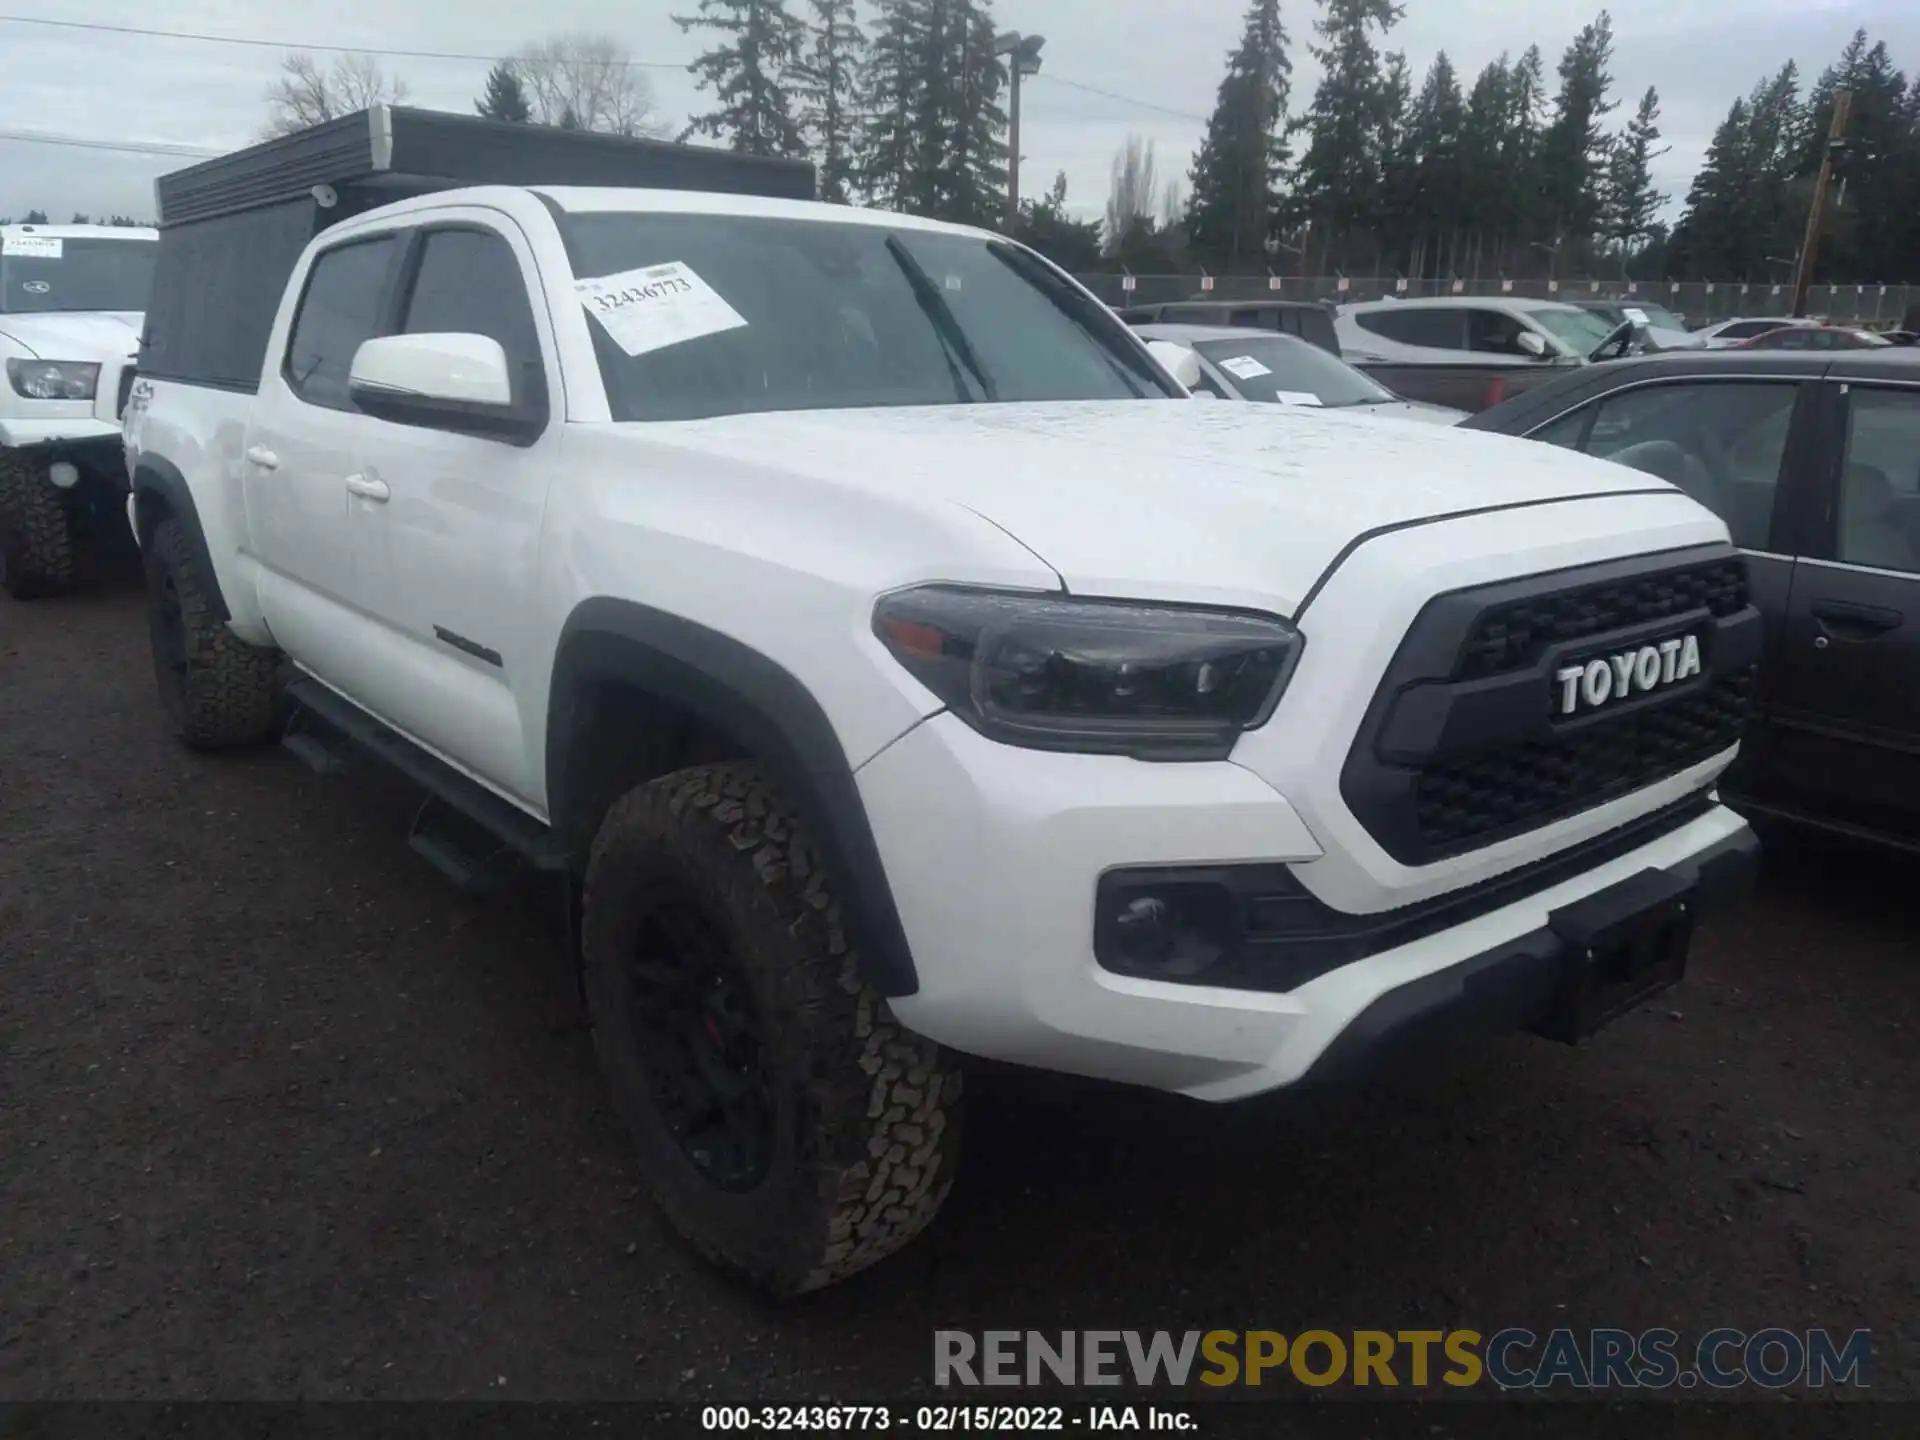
[548,597,919,998]
[130,455,229,623]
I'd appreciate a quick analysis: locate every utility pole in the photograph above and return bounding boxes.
[1791,88,1852,319]
[995,31,1046,231]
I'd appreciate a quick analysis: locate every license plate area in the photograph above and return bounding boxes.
[1536,867,1694,1043]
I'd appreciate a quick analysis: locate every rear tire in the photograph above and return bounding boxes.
[0,450,77,599]
[582,760,962,1295]
[143,515,281,749]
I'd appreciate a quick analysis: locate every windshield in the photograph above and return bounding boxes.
[559,212,1174,422]
[1629,304,1689,333]
[1526,306,1617,352]
[0,236,156,314]
[1190,335,1395,406]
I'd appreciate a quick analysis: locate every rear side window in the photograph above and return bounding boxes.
[1718,321,1776,340]
[284,236,399,411]
[1355,308,1467,350]
[400,229,544,407]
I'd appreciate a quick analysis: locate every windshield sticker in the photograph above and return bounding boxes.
[1623,307,1650,326]
[1218,354,1272,380]
[574,261,747,358]
[1271,390,1324,406]
[2,234,62,258]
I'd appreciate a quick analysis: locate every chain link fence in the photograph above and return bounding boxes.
[1075,273,1920,329]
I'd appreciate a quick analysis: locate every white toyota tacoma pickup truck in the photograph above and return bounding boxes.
[125,179,1761,1295]
[0,223,157,596]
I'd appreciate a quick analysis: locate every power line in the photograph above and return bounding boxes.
[0,14,688,68]
[1035,74,1208,124]
[1,14,1213,124]
[0,127,222,158]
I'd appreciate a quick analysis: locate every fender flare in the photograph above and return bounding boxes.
[548,597,919,998]
[130,456,228,623]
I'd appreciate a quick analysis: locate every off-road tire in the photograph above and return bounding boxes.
[0,450,77,599]
[582,761,962,1295]
[143,516,281,750]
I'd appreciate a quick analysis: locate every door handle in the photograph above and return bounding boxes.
[1811,599,1902,640]
[245,445,279,471]
[343,474,390,503]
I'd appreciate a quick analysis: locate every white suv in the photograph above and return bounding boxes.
[127,177,1761,1295]
[0,223,156,596]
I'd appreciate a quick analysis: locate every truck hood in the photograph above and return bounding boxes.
[0,311,143,361]
[634,400,1678,613]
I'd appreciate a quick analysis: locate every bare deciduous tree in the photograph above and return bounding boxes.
[263,52,409,138]
[1105,135,1161,247]
[513,33,668,136]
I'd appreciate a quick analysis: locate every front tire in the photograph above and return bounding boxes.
[0,450,77,599]
[143,515,281,749]
[582,761,962,1295]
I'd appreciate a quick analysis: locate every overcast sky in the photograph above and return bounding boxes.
[3,0,1917,235]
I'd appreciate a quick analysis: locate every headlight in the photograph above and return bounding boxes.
[6,359,100,400]
[873,585,1303,760]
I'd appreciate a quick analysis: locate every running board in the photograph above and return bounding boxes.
[284,675,568,875]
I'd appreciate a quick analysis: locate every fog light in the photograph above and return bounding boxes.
[1099,883,1232,979]
[48,461,79,490]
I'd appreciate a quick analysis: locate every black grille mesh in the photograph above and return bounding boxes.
[1413,672,1752,850]
[1455,558,1749,680]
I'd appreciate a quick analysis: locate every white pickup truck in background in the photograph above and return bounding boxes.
[123,110,1761,1297]
[0,223,156,597]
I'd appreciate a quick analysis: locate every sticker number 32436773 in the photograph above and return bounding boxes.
[574,261,748,358]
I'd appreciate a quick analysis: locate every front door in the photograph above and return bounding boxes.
[1766,380,1920,839]
[342,213,561,810]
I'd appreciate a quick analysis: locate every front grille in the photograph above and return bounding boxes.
[1456,558,1749,679]
[1414,672,1753,850]
[1341,547,1762,865]
[115,367,137,418]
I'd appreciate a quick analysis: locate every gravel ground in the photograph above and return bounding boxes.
[2,562,1917,1404]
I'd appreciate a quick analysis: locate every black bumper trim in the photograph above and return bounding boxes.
[1291,818,1759,1089]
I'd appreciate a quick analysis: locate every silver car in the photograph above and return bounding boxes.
[1334,296,1622,367]
[1135,323,1468,424]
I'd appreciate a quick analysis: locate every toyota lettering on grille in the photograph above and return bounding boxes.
[1555,635,1702,717]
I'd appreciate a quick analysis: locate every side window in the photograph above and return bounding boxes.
[1719,321,1771,340]
[1837,387,1920,574]
[400,228,544,408]
[1467,309,1528,355]
[284,236,400,411]
[1555,382,1799,548]
[1355,308,1466,349]
[1531,405,1595,450]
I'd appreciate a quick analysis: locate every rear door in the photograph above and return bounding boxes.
[1763,377,1920,839]
[243,230,406,667]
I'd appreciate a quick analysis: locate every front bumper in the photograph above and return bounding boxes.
[0,416,125,451]
[860,711,1755,1102]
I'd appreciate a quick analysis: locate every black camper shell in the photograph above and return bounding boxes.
[143,105,815,392]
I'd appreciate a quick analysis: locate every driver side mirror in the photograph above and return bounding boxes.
[1515,330,1549,358]
[1145,339,1209,394]
[349,333,545,441]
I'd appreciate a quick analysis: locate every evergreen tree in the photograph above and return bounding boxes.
[1185,0,1293,270]
[791,0,867,203]
[859,0,928,209]
[675,0,809,158]
[1798,34,1911,282]
[1668,97,1752,278]
[1373,50,1416,264]
[1013,171,1106,273]
[939,0,1008,226]
[1403,51,1465,278]
[475,61,533,123]
[558,105,582,130]
[1294,0,1404,267]
[1456,56,1513,273]
[1537,11,1617,244]
[1601,86,1666,249]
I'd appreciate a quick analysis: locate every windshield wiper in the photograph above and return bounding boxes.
[884,234,995,402]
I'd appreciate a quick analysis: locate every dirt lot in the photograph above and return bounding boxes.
[3,565,1918,1405]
